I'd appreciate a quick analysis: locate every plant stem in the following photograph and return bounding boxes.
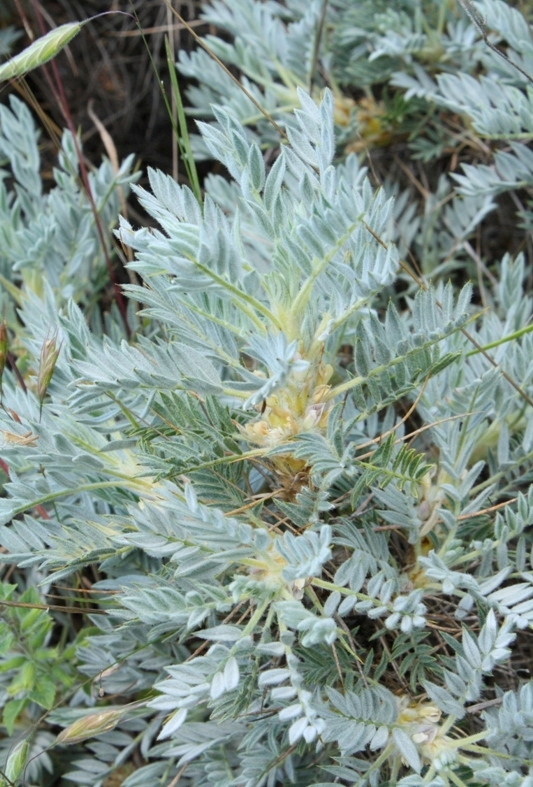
[10,480,142,519]
[466,322,533,356]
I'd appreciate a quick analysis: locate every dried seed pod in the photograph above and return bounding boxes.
[37,335,61,411]
[55,701,146,746]
[55,708,125,746]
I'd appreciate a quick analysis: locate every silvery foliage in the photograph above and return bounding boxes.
[0,90,532,785]
[176,0,511,287]
[392,0,533,226]
[482,682,533,771]
[0,95,137,321]
[177,0,327,155]
[388,173,497,285]
[325,0,486,93]
[177,0,486,142]
[0,24,20,58]
[0,96,138,785]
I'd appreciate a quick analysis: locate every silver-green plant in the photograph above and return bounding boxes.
[177,0,533,290]
[0,80,532,787]
[0,92,137,785]
[0,20,21,61]
[176,0,489,158]
[392,0,533,230]
[0,95,137,331]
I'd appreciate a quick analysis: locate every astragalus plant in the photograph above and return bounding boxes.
[177,0,533,296]
[0,95,137,327]
[1,87,533,787]
[177,0,493,160]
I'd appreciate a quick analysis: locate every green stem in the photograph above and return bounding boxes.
[104,390,141,429]
[388,756,401,785]
[448,730,487,748]
[169,446,267,477]
[180,301,245,343]
[311,577,385,609]
[184,255,282,332]
[355,745,392,787]
[324,340,460,403]
[437,523,459,559]
[238,105,302,126]
[165,37,202,203]
[241,599,270,638]
[466,322,533,357]
[326,295,373,337]
[461,742,533,765]
[436,0,449,36]
[221,387,250,400]
[261,604,276,639]
[439,714,456,736]
[10,481,140,519]
[447,769,469,787]
[470,445,533,494]
[291,222,360,320]
[354,457,424,486]
[481,134,533,140]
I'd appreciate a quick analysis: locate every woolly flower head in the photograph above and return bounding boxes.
[241,360,334,450]
[396,696,458,771]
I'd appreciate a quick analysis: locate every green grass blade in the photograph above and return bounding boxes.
[465,322,533,356]
[165,36,202,203]
[131,9,202,205]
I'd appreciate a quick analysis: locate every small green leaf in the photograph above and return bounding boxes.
[8,660,35,694]
[52,663,73,686]
[5,738,29,782]
[0,624,13,657]
[0,655,25,673]
[20,606,45,632]
[34,646,58,661]
[0,584,17,600]
[29,676,56,709]
[392,727,421,773]
[3,698,26,735]
[19,586,41,606]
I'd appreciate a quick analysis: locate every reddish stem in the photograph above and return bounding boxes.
[7,352,27,393]
[30,3,131,336]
